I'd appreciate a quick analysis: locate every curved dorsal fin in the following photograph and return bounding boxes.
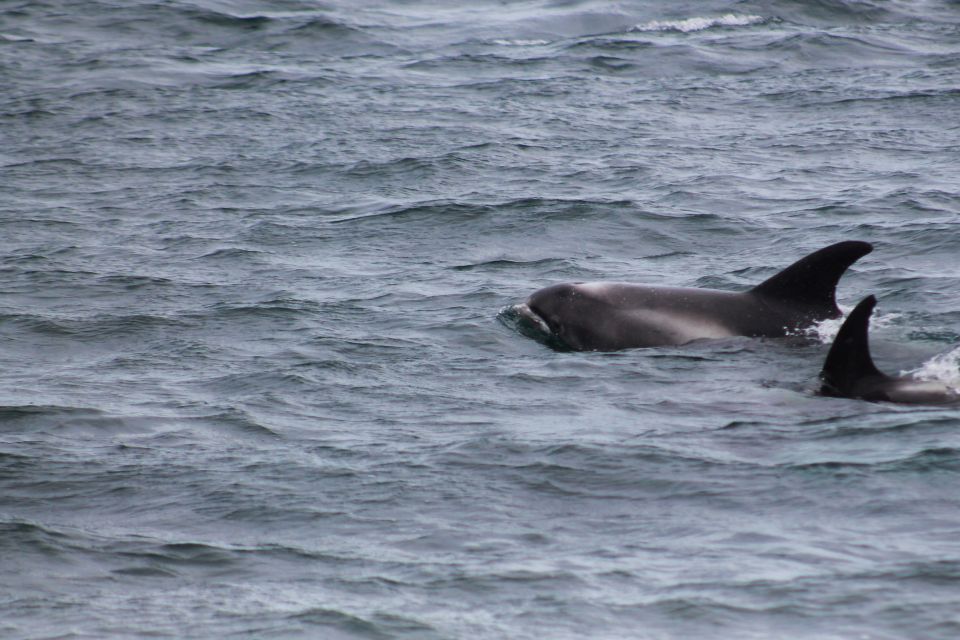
[820,295,886,396]
[750,241,873,313]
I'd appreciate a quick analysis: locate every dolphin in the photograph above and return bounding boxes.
[515,241,873,351]
[819,295,960,404]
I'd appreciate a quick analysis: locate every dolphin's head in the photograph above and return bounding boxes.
[519,283,586,350]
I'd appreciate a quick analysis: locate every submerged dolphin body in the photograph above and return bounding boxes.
[516,241,873,351]
[820,295,960,404]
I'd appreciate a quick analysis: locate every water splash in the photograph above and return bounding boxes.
[806,314,846,344]
[904,346,960,388]
[805,305,902,345]
[632,14,765,34]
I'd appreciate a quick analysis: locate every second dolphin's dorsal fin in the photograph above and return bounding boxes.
[749,241,873,314]
[820,295,886,395]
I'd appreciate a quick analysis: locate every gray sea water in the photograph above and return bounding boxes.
[3,1,960,638]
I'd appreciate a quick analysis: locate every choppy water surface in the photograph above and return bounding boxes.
[3,0,960,638]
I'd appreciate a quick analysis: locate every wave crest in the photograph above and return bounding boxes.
[632,14,765,34]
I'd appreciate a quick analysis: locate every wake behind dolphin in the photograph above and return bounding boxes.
[515,241,873,351]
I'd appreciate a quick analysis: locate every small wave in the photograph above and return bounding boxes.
[291,608,438,638]
[343,156,444,179]
[2,157,86,170]
[891,447,960,472]
[188,408,281,439]
[491,39,550,47]
[196,247,265,260]
[451,257,566,272]
[0,33,34,43]
[112,566,178,578]
[789,448,960,474]
[179,6,274,30]
[2,312,191,338]
[143,542,238,567]
[205,296,320,320]
[96,274,173,290]
[285,16,357,36]
[0,520,72,554]
[0,404,103,422]
[632,14,765,33]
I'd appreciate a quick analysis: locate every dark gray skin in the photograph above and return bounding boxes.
[820,295,960,404]
[517,241,873,351]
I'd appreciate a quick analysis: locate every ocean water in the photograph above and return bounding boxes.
[3,0,960,638]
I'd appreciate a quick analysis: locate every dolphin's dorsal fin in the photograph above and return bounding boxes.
[750,241,873,313]
[820,295,886,395]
